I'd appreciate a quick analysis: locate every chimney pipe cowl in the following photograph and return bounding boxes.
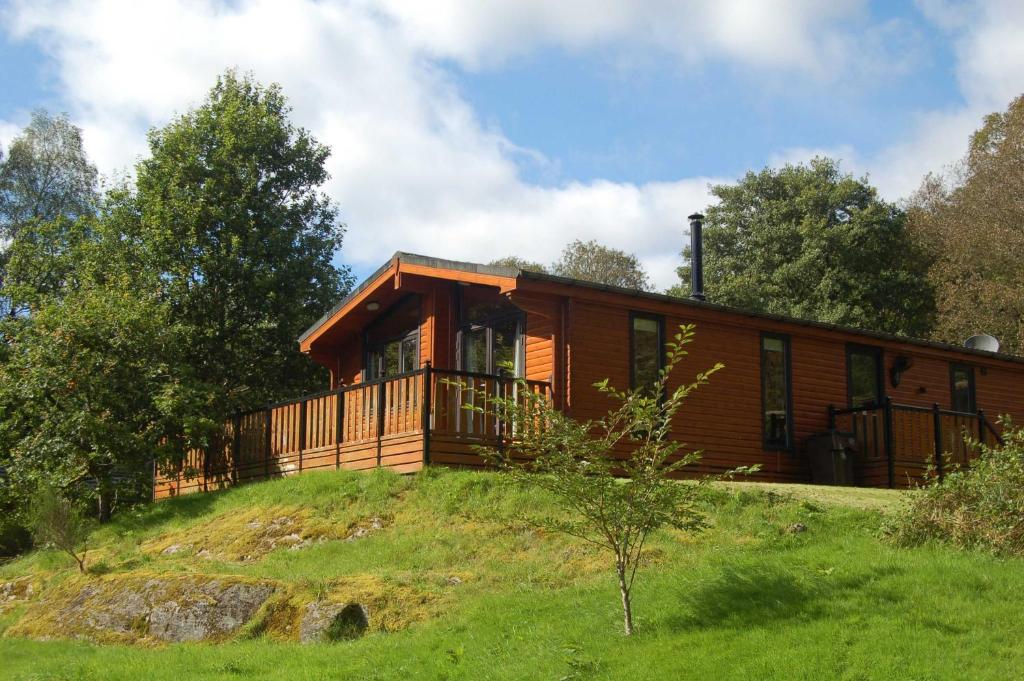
[688,212,705,302]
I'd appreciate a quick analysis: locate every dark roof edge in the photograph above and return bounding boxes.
[297,252,522,345]
[517,269,1023,365]
[301,252,1022,366]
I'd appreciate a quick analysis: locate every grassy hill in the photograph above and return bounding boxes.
[1,468,1023,680]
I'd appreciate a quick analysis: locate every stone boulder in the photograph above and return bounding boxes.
[9,574,276,644]
[299,601,369,643]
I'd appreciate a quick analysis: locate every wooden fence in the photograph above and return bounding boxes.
[154,365,552,499]
[830,398,1004,488]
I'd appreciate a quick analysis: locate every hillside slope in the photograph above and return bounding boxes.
[2,468,1023,680]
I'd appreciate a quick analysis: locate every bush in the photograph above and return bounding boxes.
[28,486,91,572]
[887,425,1024,556]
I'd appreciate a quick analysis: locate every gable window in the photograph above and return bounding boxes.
[630,313,663,392]
[847,344,883,408]
[365,296,420,380]
[950,363,976,413]
[761,333,793,449]
[458,286,524,376]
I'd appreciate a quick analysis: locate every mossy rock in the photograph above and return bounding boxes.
[6,572,277,644]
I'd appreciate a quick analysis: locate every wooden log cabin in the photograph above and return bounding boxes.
[154,242,1024,499]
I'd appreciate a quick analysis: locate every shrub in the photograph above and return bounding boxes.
[887,424,1024,556]
[28,486,92,572]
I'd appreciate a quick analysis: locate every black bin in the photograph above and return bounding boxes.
[806,431,857,486]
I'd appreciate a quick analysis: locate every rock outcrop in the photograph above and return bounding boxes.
[7,574,276,644]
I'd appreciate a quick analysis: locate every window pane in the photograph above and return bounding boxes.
[762,336,790,448]
[463,327,488,373]
[631,316,661,390]
[492,318,519,376]
[400,334,418,373]
[849,350,880,408]
[382,340,401,377]
[952,365,975,412]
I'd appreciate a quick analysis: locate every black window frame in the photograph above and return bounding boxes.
[457,314,525,377]
[362,295,422,381]
[949,363,977,413]
[845,343,885,409]
[455,285,526,377]
[760,332,794,451]
[628,311,665,392]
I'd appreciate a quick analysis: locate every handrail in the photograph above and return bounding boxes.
[832,401,983,419]
[156,366,555,499]
[828,398,1006,487]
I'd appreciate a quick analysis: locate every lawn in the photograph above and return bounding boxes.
[1,468,1021,680]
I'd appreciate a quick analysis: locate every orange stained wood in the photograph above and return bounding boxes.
[291,255,1024,488]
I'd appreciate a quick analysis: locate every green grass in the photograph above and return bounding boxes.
[1,468,1022,680]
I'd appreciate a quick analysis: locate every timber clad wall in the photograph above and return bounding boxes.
[556,285,1024,484]
[156,254,1024,500]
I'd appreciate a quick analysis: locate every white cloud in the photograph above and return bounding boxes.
[4,0,1021,292]
[372,0,873,73]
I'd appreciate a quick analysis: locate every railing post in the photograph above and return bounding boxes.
[883,397,895,489]
[376,380,386,467]
[932,403,944,481]
[335,388,344,470]
[422,362,432,465]
[977,408,986,454]
[299,399,307,474]
[264,406,272,480]
[232,415,241,485]
[202,443,209,493]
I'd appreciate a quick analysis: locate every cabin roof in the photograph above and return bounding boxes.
[300,251,1023,365]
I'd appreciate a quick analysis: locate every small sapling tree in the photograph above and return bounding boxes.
[29,485,91,573]
[464,324,754,635]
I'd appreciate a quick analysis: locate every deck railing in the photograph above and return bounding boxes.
[154,364,552,498]
[829,398,1004,488]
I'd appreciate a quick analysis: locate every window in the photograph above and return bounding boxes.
[847,344,883,408]
[761,333,793,449]
[630,313,663,391]
[950,363,976,413]
[364,296,421,380]
[457,286,524,376]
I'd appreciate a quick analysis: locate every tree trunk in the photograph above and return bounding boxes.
[616,560,634,636]
[97,487,113,523]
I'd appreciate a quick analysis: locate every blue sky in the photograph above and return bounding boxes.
[1,0,1021,288]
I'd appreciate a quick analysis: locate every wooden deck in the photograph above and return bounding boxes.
[830,400,1003,488]
[153,367,552,499]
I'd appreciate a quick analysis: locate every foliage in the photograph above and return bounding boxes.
[467,325,752,634]
[887,424,1024,557]
[672,158,935,337]
[122,70,353,418]
[490,240,651,290]
[0,110,98,317]
[552,239,651,290]
[488,255,549,272]
[27,485,91,573]
[0,282,208,521]
[906,95,1024,353]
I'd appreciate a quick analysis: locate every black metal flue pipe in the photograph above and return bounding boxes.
[688,212,705,301]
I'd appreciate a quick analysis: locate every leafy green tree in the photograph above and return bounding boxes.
[469,325,752,634]
[671,158,935,337]
[488,256,548,272]
[0,281,207,521]
[552,239,651,290]
[0,110,98,317]
[122,70,354,418]
[907,95,1024,353]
